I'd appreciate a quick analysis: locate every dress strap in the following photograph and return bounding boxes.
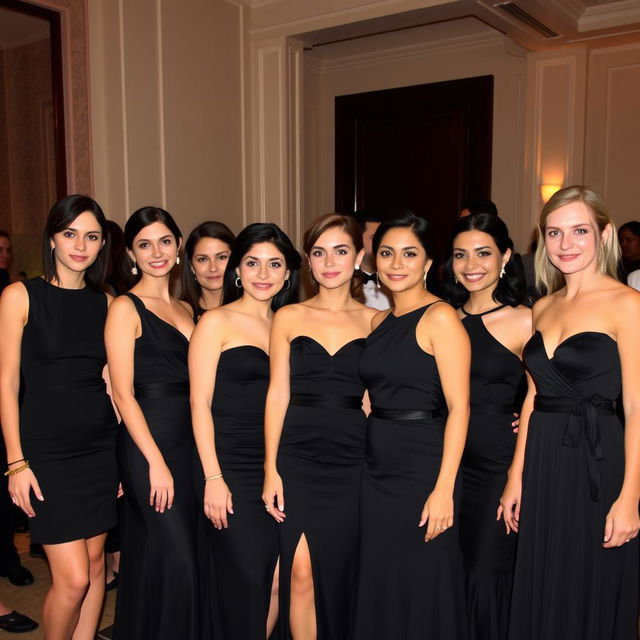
[461,303,506,317]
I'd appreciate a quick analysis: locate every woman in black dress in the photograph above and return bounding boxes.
[181,221,236,319]
[443,214,531,640]
[0,195,118,640]
[189,222,299,639]
[500,186,640,639]
[352,212,471,640]
[263,214,375,639]
[105,207,200,640]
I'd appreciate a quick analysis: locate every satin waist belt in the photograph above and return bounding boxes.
[134,381,190,399]
[371,407,442,421]
[289,393,362,410]
[471,402,515,416]
[534,394,615,502]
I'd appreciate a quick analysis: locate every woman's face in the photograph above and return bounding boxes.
[129,221,180,278]
[375,227,431,293]
[452,230,509,295]
[619,228,640,261]
[235,241,289,302]
[544,201,607,277]
[190,237,231,292]
[50,211,104,275]
[307,226,364,290]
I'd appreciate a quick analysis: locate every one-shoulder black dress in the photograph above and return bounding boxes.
[114,293,201,640]
[352,303,468,640]
[459,306,524,640]
[276,335,367,639]
[508,331,638,640]
[207,346,278,639]
[19,277,118,544]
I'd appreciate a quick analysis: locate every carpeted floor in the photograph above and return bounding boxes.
[0,533,115,639]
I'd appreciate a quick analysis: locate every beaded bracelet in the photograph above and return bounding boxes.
[4,461,30,477]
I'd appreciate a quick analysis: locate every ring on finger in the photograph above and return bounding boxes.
[264,504,271,512]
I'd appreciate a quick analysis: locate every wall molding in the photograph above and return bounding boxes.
[580,0,640,31]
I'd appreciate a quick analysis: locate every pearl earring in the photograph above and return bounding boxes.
[131,263,138,276]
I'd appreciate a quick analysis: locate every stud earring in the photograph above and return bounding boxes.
[454,275,458,284]
[355,263,360,271]
[235,277,242,288]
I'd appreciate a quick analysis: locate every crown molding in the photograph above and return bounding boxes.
[580,0,640,31]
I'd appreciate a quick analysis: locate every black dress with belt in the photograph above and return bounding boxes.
[114,293,202,640]
[508,331,638,639]
[459,306,524,640]
[352,303,468,640]
[276,335,367,639]
[18,277,118,544]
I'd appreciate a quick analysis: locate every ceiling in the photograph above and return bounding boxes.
[0,6,49,50]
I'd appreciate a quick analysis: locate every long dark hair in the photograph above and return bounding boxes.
[43,194,110,291]
[442,213,526,307]
[105,220,133,295]
[181,221,235,319]
[124,207,182,283]
[222,223,300,311]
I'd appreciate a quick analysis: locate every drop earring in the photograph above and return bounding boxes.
[423,271,428,288]
[131,262,138,276]
[355,263,360,271]
[375,273,381,289]
[454,275,458,284]
[500,266,506,279]
[176,256,181,265]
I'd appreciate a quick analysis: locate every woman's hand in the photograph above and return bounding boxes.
[9,468,44,518]
[262,468,286,523]
[148,461,174,513]
[498,474,522,534]
[603,496,640,548]
[204,478,233,530]
[512,412,520,433]
[419,488,454,541]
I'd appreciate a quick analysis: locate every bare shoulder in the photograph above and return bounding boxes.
[273,302,306,323]
[177,298,192,315]
[371,309,391,331]
[503,304,533,331]
[612,285,640,320]
[0,281,28,307]
[423,299,458,324]
[531,294,553,324]
[197,306,231,330]
[107,293,137,320]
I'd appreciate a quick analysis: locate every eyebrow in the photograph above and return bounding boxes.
[66,227,102,234]
[195,250,229,257]
[137,234,173,242]
[379,244,419,250]
[546,224,590,230]
[312,243,350,250]
[246,255,282,261]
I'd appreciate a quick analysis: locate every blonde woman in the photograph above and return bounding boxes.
[500,186,640,639]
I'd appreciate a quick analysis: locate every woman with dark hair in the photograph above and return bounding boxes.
[618,220,640,280]
[182,221,235,319]
[351,211,470,639]
[0,195,118,639]
[262,213,375,639]
[501,187,639,639]
[443,213,531,640]
[105,220,134,296]
[190,222,298,639]
[105,207,201,640]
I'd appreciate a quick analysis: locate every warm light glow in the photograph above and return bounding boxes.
[540,183,562,203]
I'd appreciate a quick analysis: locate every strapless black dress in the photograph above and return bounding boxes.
[276,336,367,640]
[508,331,638,640]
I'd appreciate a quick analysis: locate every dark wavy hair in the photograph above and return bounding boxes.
[181,221,235,319]
[303,213,364,301]
[43,194,110,291]
[105,220,133,295]
[124,207,182,283]
[372,210,434,260]
[619,220,640,238]
[222,223,300,311]
[442,213,526,308]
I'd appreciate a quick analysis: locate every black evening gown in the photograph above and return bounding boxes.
[459,306,524,640]
[508,331,639,640]
[114,293,201,640]
[19,277,118,544]
[277,336,367,639]
[352,303,468,640]
[206,346,278,639]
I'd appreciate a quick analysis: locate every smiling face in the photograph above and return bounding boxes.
[50,211,104,275]
[235,241,290,301]
[375,226,432,293]
[452,230,510,295]
[190,236,231,292]
[0,235,12,270]
[129,221,180,278]
[307,226,364,291]
[543,201,607,277]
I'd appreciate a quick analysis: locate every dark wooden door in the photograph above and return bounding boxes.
[335,75,493,267]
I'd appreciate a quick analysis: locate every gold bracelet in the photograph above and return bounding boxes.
[4,461,30,477]
[204,473,223,482]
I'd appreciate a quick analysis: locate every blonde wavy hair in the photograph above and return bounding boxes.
[534,185,620,294]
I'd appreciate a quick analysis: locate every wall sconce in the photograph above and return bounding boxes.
[540,183,562,203]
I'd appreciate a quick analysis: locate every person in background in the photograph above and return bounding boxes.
[181,221,236,320]
[0,600,38,634]
[627,269,640,291]
[459,200,499,219]
[353,211,391,310]
[0,230,12,283]
[618,221,640,281]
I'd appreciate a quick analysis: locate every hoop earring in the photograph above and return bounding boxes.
[499,266,506,279]
[282,278,291,291]
[375,273,381,289]
[235,277,242,289]
[131,262,138,276]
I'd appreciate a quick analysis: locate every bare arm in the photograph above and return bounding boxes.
[189,310,233,529]
[105,296,173,513]
[262,307,293,522]
[417,303,470,541]
[0,283,43,516]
